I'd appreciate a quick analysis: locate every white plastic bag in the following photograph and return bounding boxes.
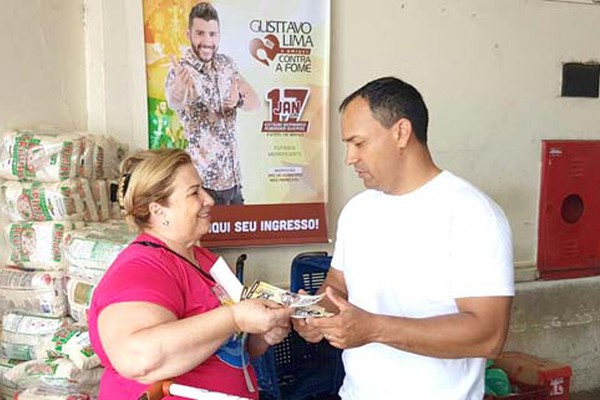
[5,358,102,394]
[1,179,97,222]
[5,221,81,270]
[65,278,95,324]
[0,130,83,182]
[62,222,134,273]
[0,268,67,318]
[1,314,72,360]
[13,387,91,400]
[35,326,99,370]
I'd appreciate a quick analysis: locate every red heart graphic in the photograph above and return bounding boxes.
[249,34,281,66]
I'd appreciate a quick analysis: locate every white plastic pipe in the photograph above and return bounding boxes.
[168,383,252,400]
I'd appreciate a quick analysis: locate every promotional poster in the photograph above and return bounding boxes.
[142,0,330,247]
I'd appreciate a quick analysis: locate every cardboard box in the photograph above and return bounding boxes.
[494,352,572,400]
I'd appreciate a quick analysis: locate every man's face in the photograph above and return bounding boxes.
[341,97,404,194]
[187,18,220,62]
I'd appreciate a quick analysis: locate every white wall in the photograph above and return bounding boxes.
[2,0,600,284]
[0,0,86,261]
[328,0,600,269]
[84,0,331,286]
[87,0,600,285]
[2,0,600,391]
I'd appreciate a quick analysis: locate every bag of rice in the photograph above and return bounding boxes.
[62,222,134,272]
[1,179,98,222]
[88,181,109,222]
[13,387,91,400]
[5,358,102,394]
[65,278,95,324]
[0,179,7,219]
[0,268,67,318]
[1,314,72,361]
[78,134,127,180]
[5,221,81,270]
[107,179,122,220]
[65,265,104,287]
[0,357,22,400]
[0,130,83,182]
[35,326,99,370]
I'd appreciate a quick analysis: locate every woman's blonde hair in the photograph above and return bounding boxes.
[118,148,192,230]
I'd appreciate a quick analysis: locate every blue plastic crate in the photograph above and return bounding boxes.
[290,252,331,295]
[253,252,344,400]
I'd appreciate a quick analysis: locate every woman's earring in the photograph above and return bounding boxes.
[162,220,170,227]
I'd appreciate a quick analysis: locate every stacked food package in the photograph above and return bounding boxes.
[0,130,133,400]
[62,222,136,325]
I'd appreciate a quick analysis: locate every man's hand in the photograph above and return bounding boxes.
[165,54,196,109]
[292,317,325,343]
[309,287,375,349]
[292,289,325,343]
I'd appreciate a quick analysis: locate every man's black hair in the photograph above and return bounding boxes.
[339,77,429,144]
[188,2,219,29]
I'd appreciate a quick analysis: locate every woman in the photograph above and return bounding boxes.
[88,149,292,399]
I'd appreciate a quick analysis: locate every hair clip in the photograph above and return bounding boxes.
[117,173,131,210]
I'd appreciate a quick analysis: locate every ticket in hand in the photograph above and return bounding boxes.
[291,304,334,319]
[245,280,325,308]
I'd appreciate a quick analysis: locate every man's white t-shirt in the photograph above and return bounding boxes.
[332,171,514,400]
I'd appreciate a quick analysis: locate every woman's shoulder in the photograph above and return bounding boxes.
[107,234,179,277]
[193,245,218,267]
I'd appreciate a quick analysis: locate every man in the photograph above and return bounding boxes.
[293,77,514,399]
[165,2,259,205]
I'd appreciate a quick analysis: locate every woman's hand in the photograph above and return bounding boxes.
[261,321,291,346]
[231,298,292,334]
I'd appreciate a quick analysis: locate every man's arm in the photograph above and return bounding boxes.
[311,289,512,359]
[165,55,196,111]
[236,74,260,111]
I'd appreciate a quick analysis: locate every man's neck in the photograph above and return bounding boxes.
[388,147,441,195]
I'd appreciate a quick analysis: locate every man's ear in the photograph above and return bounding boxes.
[393,118,413,149]
[186,29,191,42]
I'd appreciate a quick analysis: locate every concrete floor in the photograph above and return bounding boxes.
[572,388,600,400]
[291,389,600,399]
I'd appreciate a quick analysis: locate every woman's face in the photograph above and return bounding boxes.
[161,163,214,242]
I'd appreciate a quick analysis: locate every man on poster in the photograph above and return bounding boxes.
[165,1,259,205]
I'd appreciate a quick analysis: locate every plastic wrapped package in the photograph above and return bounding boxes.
[0,178,7,219]
[0,357,22,400]
[77,137,95,182]
[78,134,127,180]
[89,179,123,222]
[0,268,67,318]
[65,278,95,324]
[62,221,134,274]
[13,387,91,400]
[1,179,98,222]
[1,314,72,361]
[34,326,99,370]
[88,180,108,222]
[5,221,82,270]
[5,358,101,396]
[0,130,83,182]
[65,266,104,287]
[107,179,122,220]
